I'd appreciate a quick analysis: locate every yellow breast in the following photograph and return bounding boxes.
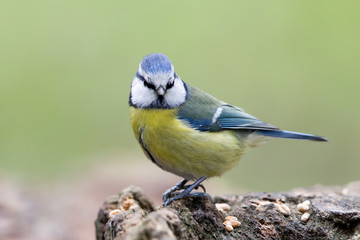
[130,107,247,180]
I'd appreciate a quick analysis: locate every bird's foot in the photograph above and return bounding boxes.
[162,183,207,202]
[162,178,188,203]
[162,177,211,206]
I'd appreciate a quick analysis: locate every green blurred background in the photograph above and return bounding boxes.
[1,0,359,194]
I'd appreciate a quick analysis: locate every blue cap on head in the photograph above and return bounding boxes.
[140,53,173,74]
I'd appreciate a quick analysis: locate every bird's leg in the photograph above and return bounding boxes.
[185,191,213,202]
[163,177,211,206]
[162,178,188,203]
[180,182,206,192]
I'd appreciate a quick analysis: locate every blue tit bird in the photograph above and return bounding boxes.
[129,53,327,206]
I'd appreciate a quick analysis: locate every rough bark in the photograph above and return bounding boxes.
[95,182,360,240]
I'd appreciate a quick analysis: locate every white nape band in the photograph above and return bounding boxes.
[212,107,223,124]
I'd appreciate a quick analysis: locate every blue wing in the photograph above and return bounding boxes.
[177,84,278,132]
[177,84,327,141]
[179,104,278,131]
[216,104,278,130]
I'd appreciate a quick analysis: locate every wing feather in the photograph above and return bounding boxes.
[216,105,278,130]
[177,85,277,132]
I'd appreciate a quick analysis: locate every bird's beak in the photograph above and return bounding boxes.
[156,86,166,96]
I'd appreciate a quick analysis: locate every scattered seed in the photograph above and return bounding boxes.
[229,219,241,227]
[216,203,231,212]
[108,209,121,217]
[297,203,309,213]
[123,197,135,211]
[225,224,234,231]
[225,216,237,221]
[275,203,291,216]
[297,200,311,213]
[301,212,310,222]
[223,216,241,231]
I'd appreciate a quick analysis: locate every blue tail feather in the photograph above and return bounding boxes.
[257,130,327,142]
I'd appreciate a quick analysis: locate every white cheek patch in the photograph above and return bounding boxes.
[164,78,187,108]
[130,76,187,109]
[131,78,157,108]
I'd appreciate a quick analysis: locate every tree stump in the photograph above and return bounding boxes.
[95,182,360,240]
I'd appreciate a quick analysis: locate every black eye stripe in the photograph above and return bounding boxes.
[136,72,176,91]
[136,72,145,81]
[136,72,156,90]
[166,81,174,89]
[143,80,156,90]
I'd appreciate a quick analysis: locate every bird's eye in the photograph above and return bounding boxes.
[143,80,156,90]
[166,81,174,89]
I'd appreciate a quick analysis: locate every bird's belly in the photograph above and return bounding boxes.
[130,107,247,180]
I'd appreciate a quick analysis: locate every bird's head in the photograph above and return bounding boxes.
[129,53,187,109]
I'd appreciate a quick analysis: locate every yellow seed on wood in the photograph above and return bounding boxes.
[223,216,241,231]
[225,224,234,231]
[216,203,231,212]
[297,203,310,213]
[229,219,241,227]
[123,198,135,211]
[108,209,121,217]
[225,215,237,221]
[276,203,291,216]
[301,212,310,222]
